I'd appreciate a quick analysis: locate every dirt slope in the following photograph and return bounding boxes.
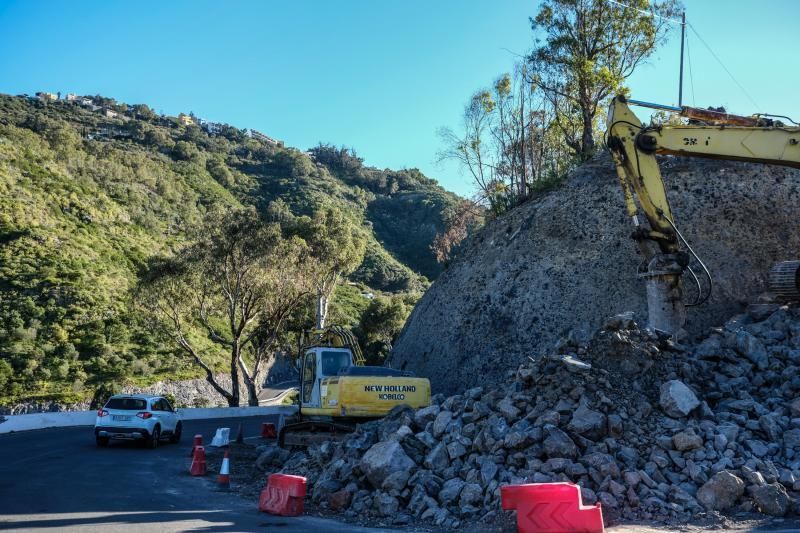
[392,154,800,394]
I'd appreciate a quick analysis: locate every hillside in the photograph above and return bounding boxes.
[392,154,800,394]
[0,93,461,404]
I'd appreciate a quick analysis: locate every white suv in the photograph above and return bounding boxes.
[94,394,182,448]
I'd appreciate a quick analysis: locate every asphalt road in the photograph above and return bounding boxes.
[257,381,298,403]
[0,416,386,532]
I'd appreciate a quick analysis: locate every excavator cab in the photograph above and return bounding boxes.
[299,347,354,409]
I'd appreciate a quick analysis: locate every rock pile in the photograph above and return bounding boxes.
[257,305,800,528]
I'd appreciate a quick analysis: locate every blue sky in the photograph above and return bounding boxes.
[0,0,797,196]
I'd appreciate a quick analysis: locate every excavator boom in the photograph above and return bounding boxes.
[606,95,800,334]
[642,125,800,167]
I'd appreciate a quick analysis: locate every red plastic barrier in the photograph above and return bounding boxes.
[189,446,207,476]
[501,482,604,533]
[259,473,307,516]
[261,422,277,439]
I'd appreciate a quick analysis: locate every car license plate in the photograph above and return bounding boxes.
[112,415,131,422]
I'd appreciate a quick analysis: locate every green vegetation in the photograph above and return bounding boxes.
[0,94,460,404]
[440,0,680,216]
[356,293,419,365]
[138,208,318,407]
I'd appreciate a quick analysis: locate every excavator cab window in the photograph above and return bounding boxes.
[301,351,316,403]
[321,350,351,376]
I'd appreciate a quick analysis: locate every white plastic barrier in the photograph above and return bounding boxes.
[0,405,298,434]
[210,427,231,447]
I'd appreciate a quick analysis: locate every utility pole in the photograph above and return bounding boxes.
[678,11,686,107]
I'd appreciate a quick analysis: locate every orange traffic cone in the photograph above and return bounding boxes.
[190,446,207,476]
[189,434,203,457]
[218,450,231,489]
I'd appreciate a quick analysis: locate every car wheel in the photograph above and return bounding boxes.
[96,435,109,447]
[169,422,182,444]
[148,426,160,449]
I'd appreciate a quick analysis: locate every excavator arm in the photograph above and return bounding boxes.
[606,95,800,334]
[301,325,365,365]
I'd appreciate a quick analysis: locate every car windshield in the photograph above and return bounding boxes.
[105,398,147,410]
[321,350,351,376]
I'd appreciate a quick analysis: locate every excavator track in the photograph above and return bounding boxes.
[769,261,800,301]
[278,420,357,449]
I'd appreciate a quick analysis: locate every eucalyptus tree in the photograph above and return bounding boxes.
[292,206,366,330]
[439,0,681,215]
[138,208,314,406]
[529,0,681,160]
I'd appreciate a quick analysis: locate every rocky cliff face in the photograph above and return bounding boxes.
[122,375,234,408]
[0,375,232,415]
[393,155,800,394]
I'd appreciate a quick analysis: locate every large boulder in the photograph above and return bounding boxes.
[438,478,466,506]
[567,403,607,441]
[360,440,416,489]
[750,483,790,516]
[784,428,800,449]
[459,482,483,507]
[382,470,411,492]
[328,489,353,511]
[432,410,453,438]
[660,380,700,418]
[543,426,578,459]
[496,397,521,422]
[734,330,768,369]
[392,157,800,394]
[672,429,704,451]
[697,470,745,511]
[256,446,291,470]
[414,405,441,428]
[375,493,400,517]
[424,442,450,472]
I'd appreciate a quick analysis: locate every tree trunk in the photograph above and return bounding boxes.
[176,336,236,407]
[244,380,259,407]
[519,83,528,200]
[201,373,234,406]
[229,343,241,407]
[315,292,329,329]
[579,94,595,161]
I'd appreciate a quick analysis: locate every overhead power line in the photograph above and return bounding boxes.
[687,23,760,111]
[605,0,683,24]
[606,0,761,112]
[685,32,696,106]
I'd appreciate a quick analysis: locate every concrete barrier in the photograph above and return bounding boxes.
[0,405,298,434]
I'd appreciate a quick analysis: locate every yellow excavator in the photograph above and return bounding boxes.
[278,326,431,447]
[606,95,800,335]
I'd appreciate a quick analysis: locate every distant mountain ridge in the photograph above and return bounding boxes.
[0,93,461,404]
